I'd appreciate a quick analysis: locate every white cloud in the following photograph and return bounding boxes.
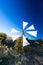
[11,28,19,34]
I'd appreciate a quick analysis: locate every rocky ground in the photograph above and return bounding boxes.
[0,39,43,65]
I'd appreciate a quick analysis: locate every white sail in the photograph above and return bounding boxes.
[26,31,37,37]
[26,25,35,30]
[23,21,28,29]
[23,35,30,47]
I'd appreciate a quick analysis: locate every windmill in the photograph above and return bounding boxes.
[11,21,37,54]
[11,21,37,47]
[22,21,37,47]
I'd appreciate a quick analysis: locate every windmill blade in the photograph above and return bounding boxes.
[23,35,30,47]
[11,28,19,34]
[23,21,28,29]
[12,34,21,41]
[26,25,35,30]
[26,31,37,37]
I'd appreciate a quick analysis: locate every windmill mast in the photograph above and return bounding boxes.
[22,22,23,48]
[22,21,30,47]
[22,21,25,47]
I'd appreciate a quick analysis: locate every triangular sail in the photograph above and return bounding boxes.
[26,31,37,37]
[23,21,28,29]
[23,35,30,47]
[26,25,35,30]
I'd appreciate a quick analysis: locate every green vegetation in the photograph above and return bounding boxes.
[0,32,7,43]
[14,37,23,53]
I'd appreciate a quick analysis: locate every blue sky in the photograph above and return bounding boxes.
[0,0,43,39]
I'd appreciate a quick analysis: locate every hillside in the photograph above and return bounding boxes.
[0,35,43,65]
[13,37,43,65]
